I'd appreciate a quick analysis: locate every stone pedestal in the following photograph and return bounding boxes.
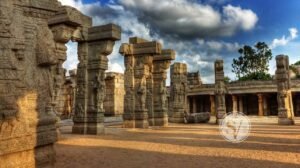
[275,55,295,125]
[170,63,188,123]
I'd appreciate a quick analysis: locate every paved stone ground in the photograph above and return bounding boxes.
[55,119,300,168]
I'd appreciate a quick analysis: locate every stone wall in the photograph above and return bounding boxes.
[104,72,125,116]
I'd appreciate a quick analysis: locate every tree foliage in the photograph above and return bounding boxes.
[232,42,272,80]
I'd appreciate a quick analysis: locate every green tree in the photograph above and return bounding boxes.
[232,42,272,81]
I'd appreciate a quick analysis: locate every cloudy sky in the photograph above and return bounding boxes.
[59,0,300,84]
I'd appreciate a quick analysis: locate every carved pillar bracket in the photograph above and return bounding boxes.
[275,55,295,125]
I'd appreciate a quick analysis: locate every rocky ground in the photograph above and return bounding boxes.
[55,119,300,168]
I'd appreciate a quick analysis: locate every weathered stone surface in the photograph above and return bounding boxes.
[72,24,121,135]
[215,59,227,124]
[120,38,175,128]
[169,63,188,123]
[276,55,295,125]
[104,72,125,116]
[151,49,175,126]
[0,0,120,167]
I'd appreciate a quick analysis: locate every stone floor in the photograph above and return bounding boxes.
[55,119,300,168]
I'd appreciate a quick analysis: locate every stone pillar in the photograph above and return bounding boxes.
[120,37,162,128]
[275,55,295,125]
[232,95,238,112]
[257,94,264,116]
[73,24,121,134]
[210,95,216,115]
[215,60,227,124]
[152,49,175,126]
[170,63,188,123]
[238,96,243,113]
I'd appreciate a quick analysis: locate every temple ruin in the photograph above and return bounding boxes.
[119,37,175,128]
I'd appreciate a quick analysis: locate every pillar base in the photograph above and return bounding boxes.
[72,122,105,135]
[278,118,294,125]
[86,123,105,135]
[148,118,154,126]
[123,120,135,128]
[72,122,86,134]
[151,117,168,126]
[135,120,149,128]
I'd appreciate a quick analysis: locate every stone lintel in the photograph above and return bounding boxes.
[129,37,149,44]
[48,6,91,27]
[120,41,162,56]
[88,24,121,42]
[154,49,176,61]
[132,41,162,55]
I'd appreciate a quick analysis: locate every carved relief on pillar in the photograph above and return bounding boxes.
[275,55,294,125]
[120,37,162,128]
[170,62,187,123]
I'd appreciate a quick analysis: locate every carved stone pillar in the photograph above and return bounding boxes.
[238,96,243,113]
[151,49,175,126]
[170,63,188,123]
[257,94,264,116]
[232,95,238,113]
[120,37,162,128]
[275,55,295,125]
[73,24,121,134]
[210,95,216,115]
[215,59,227,124]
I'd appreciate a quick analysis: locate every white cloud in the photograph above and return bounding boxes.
[63,41,79,72]
[271,27,298,49]
[120,0,258,38]
[108,62,124,73]
[222,5,258,33]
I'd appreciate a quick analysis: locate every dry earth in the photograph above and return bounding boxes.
[55,120,300,168]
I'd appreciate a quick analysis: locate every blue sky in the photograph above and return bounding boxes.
[60,0,300,83]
